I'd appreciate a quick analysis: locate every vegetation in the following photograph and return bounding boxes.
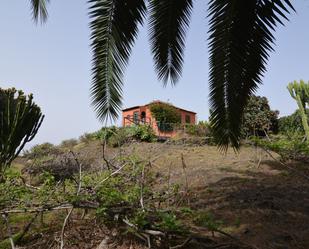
[287,80,309,140]
[0,152,192,248]
[26,0,295,148]
[184,121,211,137]
[23,143,59,159]
[87,0,295,149]
[149,102,181,132]
[278,109,309,135]
[253,135,309,163]
[242,96,279,137]
[0,88,44,181]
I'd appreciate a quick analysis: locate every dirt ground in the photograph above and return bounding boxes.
[89,142,309,249]
[5,142,309,249]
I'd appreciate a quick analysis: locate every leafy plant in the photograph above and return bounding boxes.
[23,143,59,159]
[0,88,44,181]
[253,135,309,162]
[242,95,279,137]
[131,125,156,142]
[194,211,223,232]
[279,109,309,135]
[156,212,185,233]
[185,121,211,137]
[150,102,181,132]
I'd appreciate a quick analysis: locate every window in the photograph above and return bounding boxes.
[133,111,139,124]
[141,111,146,123]
[185,114,191,124]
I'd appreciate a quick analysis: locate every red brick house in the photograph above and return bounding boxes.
[122,101,196,137]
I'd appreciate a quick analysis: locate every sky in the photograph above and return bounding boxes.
[1,0,309,148]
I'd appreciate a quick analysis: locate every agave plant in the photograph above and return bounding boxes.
[0,88,44,180]
[29,0,294,149]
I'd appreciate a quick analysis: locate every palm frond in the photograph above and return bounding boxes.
[30,0,49,23]
[88,0,146,121]
[208,0,294,150]
[148,0,193,85]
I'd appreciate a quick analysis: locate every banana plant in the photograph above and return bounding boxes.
[287,80,309,140]
[0,88,44,180]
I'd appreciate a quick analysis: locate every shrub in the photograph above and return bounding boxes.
[184,121,211,136]
[79,132,95,143]
[108,125,156,147]
[93,126,118,140]
[278,109,309,135]
[60,139,78,148]
[253,135,309,162]
[131,125,156,142]
[150,102,181,131]
[108,127,133,147]
[23,143,59,159]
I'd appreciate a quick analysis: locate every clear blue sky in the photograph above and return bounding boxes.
[1,1,309,147]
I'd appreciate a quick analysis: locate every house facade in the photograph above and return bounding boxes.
[122,101,196,137]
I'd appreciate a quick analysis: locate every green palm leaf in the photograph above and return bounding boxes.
[148,0,193,85]
[30,0,49,23]
[89,0,146,121]
[208,0,294,150]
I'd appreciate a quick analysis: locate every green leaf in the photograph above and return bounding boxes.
[89,0,146,121]
[148,0,193,85]
[208,0,294,150]
[30,0,49,23]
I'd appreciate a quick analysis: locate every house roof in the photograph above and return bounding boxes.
[122,106,141,112]
[122,101,197,114]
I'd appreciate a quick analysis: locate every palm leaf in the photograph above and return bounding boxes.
[148,0,193,85]
[208,0,294,150]
[30,0,49,23]
[89,0,146,121]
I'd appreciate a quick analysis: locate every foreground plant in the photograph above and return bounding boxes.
[0,88,44,180]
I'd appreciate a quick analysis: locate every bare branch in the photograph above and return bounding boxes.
[1,214,15,249]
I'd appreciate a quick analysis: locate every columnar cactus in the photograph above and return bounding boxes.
[0,88,44,180]
[287,80,309,140]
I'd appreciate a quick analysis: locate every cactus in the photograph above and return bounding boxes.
[287,80,309,140]
[0,88,44,180]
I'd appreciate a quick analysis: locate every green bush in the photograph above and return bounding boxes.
[108,127,133,147]
[253,135,309,162]
[150,102,181,132]
[108,125,156,147]
[131,125,156,142]
[185,121,211,136]
[93,126,118,140]
[278,109,309,135]
[23,143,59,159]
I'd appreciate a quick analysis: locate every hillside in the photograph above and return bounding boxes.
[1,139,309,249]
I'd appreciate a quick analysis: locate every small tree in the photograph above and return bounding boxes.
[242,95,279,137]
[287,80,309,140]
[0,88,44,180]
